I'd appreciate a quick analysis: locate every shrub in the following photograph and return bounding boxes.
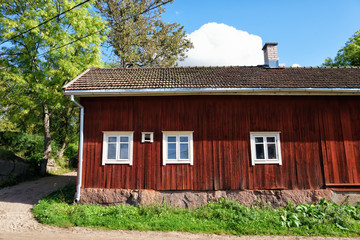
[0,131,43,165]
[64,142,78,161]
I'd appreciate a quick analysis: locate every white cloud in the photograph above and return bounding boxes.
[292,63,301,67]
[179,22,263,66]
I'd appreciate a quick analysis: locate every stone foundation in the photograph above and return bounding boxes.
[0,158,29,183]
[79,188,333,209]
[332,190,360,206]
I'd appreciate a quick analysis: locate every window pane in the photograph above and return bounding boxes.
[168,136,176,143]
[180,136,188,142]
[180,143,189,159]
[107,143,116,159]
[108,137,117,142]
[267,137,275,142]
[120,143,129,159]
[255,137,263,143]
[120,136,129,142]
[255,144,265,159]
[168,143,176,159]
[267,144,277,159]
[144,134,151,141]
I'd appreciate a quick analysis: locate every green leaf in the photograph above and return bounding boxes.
[0,0,106,168]
[96,0,193,67]
[323,30,360,67]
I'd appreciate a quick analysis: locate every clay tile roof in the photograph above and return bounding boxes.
[63,66,360,91]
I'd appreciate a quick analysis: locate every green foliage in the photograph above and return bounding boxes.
[0,115,18,132]
[63,141,79,161]
[96,0,193,67]
[324,30,360,66]
[0,0,106,172]
[40,183,77,204]
[0,131,75,175]
[0,131,43,164]
[32,186,360,237]
[0,148,41,188]
[282,198,360,233]
[0,148,21,161]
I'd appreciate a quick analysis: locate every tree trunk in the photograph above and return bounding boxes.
[57,139,67,160]
[40,105,52,176]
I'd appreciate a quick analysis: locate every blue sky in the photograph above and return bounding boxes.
[161,0,360,67]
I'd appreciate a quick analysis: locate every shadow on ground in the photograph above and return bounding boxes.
[0,173,76,205]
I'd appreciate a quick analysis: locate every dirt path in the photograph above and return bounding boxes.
[0,172,76,232]
[0,173,357,240]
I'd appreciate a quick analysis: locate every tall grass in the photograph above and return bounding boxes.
[32,184,360,237]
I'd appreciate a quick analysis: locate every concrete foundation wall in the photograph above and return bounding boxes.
[79,188,334,209]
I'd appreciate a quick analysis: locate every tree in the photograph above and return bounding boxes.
[96,0,193,67]
[323,30,360,67]
[0,0,106,175]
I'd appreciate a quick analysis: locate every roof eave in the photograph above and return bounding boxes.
[63,87,360,97]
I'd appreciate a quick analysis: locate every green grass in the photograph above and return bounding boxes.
[47,165,75,175]
[32,184,360,237]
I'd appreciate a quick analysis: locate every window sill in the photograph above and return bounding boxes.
[163,160,193,166]
[252,160,282,165]
[102,160,132,166]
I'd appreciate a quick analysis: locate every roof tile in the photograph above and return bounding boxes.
[63,66,360,91]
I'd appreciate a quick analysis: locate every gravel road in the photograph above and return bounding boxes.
[0,172,357,240]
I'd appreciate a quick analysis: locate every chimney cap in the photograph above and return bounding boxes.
[262,42,278,50]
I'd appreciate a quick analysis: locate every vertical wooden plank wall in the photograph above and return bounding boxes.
[81,96,360,190]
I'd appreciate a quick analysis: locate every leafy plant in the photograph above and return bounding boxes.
[32,189,360,237]
[280,210,300,228]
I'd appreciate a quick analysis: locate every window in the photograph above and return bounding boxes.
[250,132,282,165]
[102,131,134,165]
[141,132,154,143]
[162,131,193,165]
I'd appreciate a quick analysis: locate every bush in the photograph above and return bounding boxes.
[64,142,78,161]
[0,131,44,165]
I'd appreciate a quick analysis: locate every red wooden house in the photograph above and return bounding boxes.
[63,43,360,207]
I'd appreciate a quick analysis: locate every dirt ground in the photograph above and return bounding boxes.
[0,173,358,240]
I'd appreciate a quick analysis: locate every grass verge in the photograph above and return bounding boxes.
[32,184,360,237]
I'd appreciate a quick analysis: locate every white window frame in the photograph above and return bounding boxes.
[250,132,282,166]
[162,131,194,165]
[102,131,134,165]
[141,132,154,143]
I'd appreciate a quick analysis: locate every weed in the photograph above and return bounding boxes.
[32,186,360,237]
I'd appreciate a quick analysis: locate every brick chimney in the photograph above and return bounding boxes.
[262,42,279,68]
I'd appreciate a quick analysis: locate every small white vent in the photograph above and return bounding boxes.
[141,132,154,143]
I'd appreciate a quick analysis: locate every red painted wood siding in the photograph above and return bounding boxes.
[80,96,360,190]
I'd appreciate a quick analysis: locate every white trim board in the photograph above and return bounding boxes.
[63,87,360,97]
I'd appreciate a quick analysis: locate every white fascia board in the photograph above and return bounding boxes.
[63,87,360,97]
[63,68,92,89]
